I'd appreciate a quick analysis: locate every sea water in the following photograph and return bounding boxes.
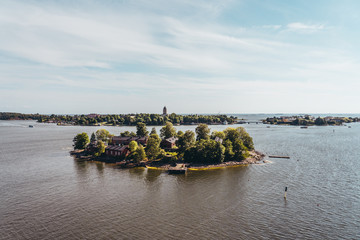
[0,116,359,239]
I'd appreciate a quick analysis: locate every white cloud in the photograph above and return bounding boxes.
[262,25,282,30]
[286,22,325,33]
[0,0,360,113]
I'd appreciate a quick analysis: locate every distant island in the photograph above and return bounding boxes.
[263,115,359,126]
[71,122,264,170]
[1,107,238,126]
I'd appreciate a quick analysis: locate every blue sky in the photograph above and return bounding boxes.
[1,0,360,114]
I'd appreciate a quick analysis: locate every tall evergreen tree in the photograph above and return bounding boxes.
[90,132,96,142]
[150,127,157,135]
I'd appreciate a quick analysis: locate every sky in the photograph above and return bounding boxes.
[1,0,360,114]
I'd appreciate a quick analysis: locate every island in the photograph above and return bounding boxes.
[71,122,264,172]
[263,115,360,126]
[0,107,239,126]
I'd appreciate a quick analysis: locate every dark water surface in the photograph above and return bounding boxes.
[0,117,359,239]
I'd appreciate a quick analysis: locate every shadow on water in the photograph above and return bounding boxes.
[129,167,145,176]
[74,160,89,179]
[95,162,104,176]
[144,168,162,183]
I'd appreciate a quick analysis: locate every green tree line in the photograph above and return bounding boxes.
[264,116,359,126]
[39,113,237,126]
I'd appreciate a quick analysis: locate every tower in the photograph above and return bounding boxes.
[163,106,167,115]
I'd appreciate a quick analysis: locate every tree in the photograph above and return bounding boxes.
[315,117,327,126]
[160,122,177,139]
[150,127,157,135]
[136,122,149,137]
[177,130,184,138]
[73,132,89,150]
[211,130,225,141]
[127,141,146,164]
[134,145,146,163]
[214,141,226,163]
[95,129,113,143]
[120,131,131,137]
[177,130,195,153]
[224,127,240,143]
[223,139,234,161]
[90,132,96,142]
[291,118,299,125]
[223,127,252,160]
[237,127,254,150]
[145,134,162,160]
[195,123,210,141]
[93,140,106,157]
[129,140,138,153]
[232,139,249,160]
[184,139,225,164]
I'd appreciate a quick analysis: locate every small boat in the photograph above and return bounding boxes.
[348,126,352,128]
[300,126,308,129]
[29,125,34,128]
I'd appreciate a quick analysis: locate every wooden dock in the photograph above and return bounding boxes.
[168,164,187,174]
[269,155,290,159]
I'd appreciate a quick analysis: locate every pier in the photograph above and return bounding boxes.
[269,156,290,159]
[168,164,188,174]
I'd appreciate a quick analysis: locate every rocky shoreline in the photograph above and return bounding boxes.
[182,150,265,170]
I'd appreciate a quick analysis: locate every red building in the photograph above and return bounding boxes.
[112,136,132,145]
[111,136,148,146]
[161,137,178,149]
[137,136,148,145]
[105,145,129,157]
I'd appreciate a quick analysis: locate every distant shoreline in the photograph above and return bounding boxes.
[263,115,359,126]
[0,112,239,126]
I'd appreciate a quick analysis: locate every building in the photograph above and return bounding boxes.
[105,136,148,157]
[105,145,129,157]
[161,137,178,149]
[137,136,149,145]
[85,140,99,153]
[87,113,100,118]
[112,136,132,145]
[111,136,148,146]
[214,137,223,144]
[163,106,167,116]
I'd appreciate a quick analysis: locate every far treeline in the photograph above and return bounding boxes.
[0,112,44,120]
[264,115,360,126]
[73,122,254,165]
[0,112,237,126]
